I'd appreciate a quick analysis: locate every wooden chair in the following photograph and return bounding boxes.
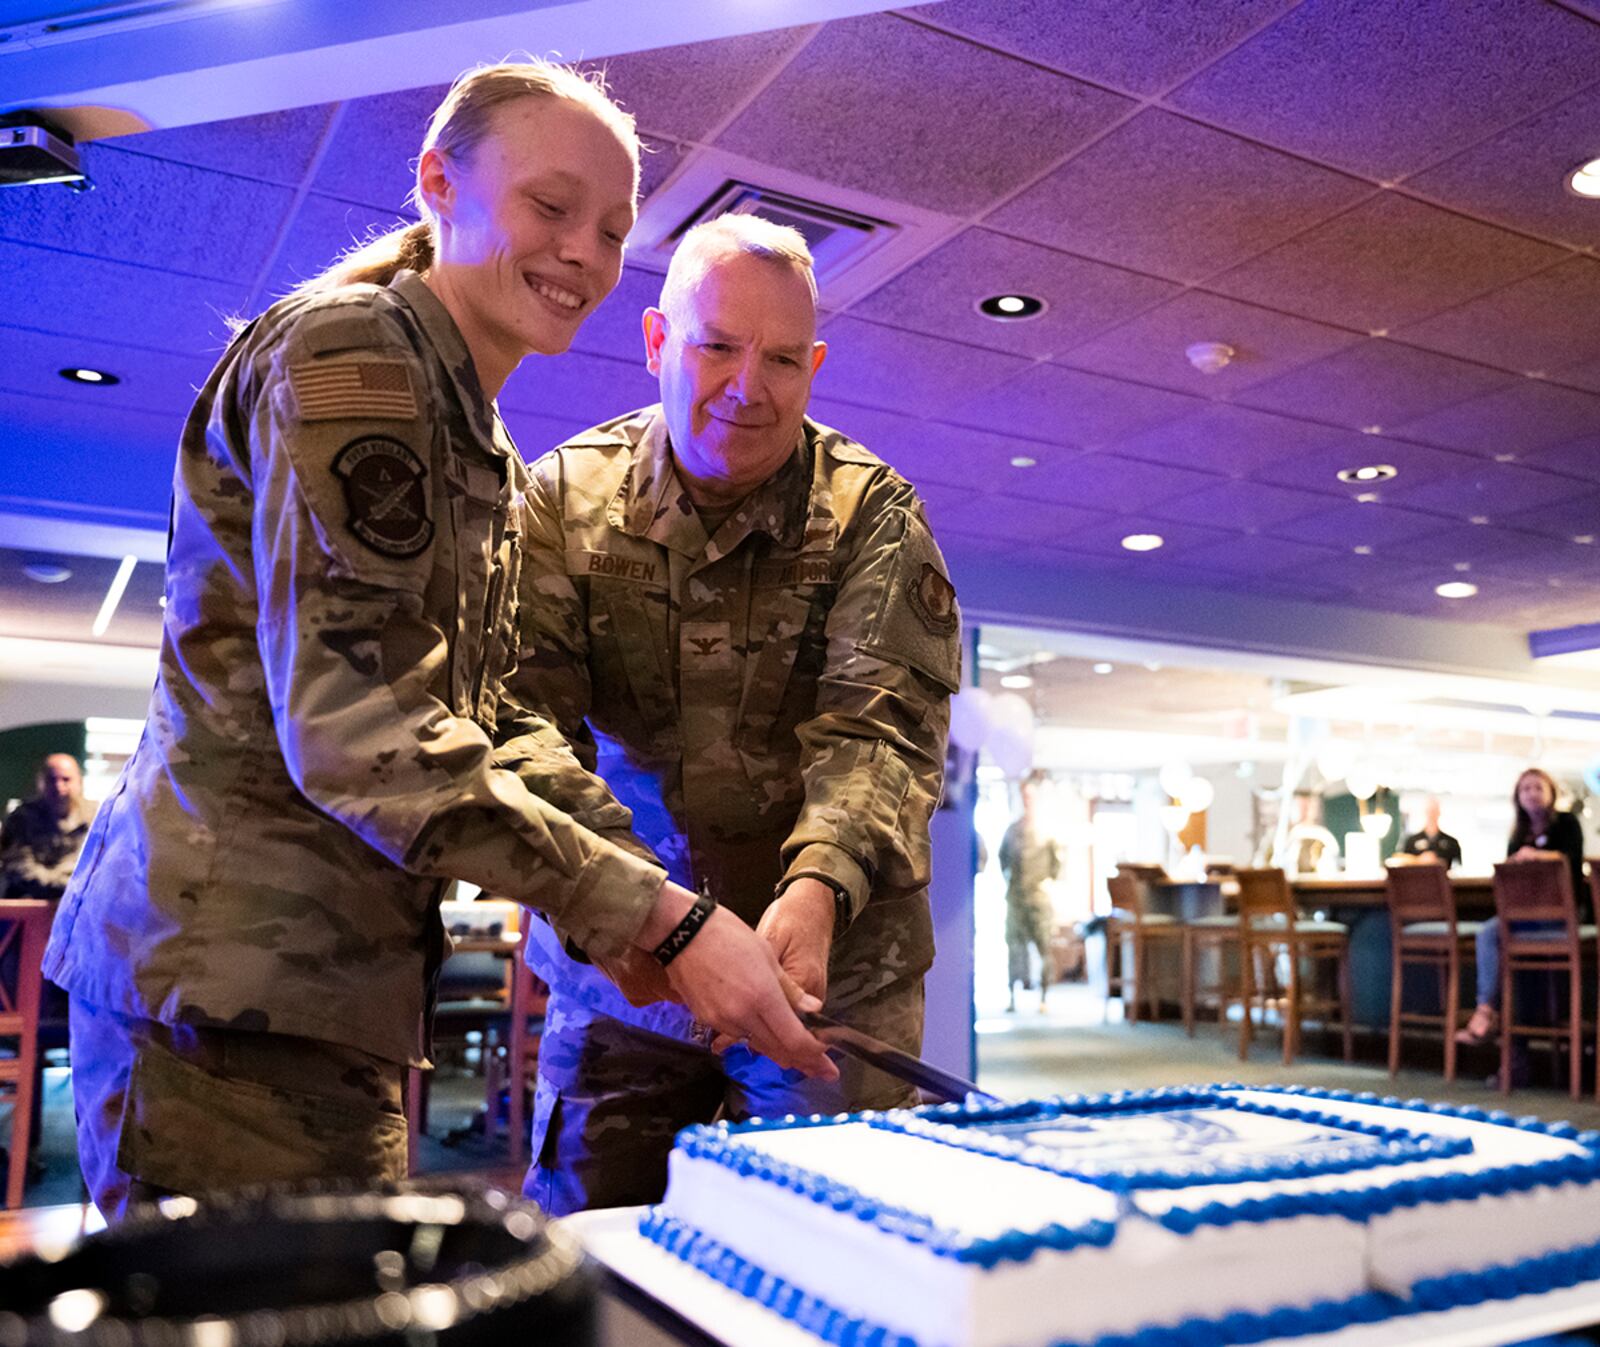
[1385,861,1481,1080]
[500,957,549,1164]
[1183,883,1243,1041]
[0,900,52,1209]
[1236,867,1351,1065]
[1493,858,1591,1100]
[1103,872,1182,1023]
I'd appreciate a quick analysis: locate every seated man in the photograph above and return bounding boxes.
[0,754,94,901]
[507,214,960,1215]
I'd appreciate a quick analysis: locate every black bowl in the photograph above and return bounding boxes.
[0,1187,593,1347]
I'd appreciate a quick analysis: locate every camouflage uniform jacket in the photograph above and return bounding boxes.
[998,820,1059,922]
[44,272,666,1066]
[510,407,960,1037]
[0,798,94,901]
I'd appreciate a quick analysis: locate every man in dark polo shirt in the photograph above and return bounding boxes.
[1398,797,1462,869]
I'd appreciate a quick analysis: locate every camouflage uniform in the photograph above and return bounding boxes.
[999,820,1058,988]
[0,797,94,901]
[507,407,959,1215]
[44,271,666,1216]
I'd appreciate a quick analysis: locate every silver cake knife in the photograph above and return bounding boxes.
[802,1010,1000,1105]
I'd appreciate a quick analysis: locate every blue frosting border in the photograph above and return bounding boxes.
[874,1088,1471,1193]
[640,1206,1600,1347]
[672,1084,1600,1258]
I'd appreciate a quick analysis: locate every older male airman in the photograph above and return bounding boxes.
[505,213,960,1215]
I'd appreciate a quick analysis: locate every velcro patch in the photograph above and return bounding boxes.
[333,436,433,559]
[290,358,418,422]
[906,562,958,637]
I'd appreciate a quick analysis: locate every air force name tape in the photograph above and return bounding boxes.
[333,437,433,558]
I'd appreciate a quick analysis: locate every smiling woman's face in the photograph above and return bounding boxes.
[426,95,636,372]
[646,251,825,506]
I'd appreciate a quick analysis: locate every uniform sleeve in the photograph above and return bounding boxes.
[491,457,662,870]
[243,308,664,958]
[778,485,960,927]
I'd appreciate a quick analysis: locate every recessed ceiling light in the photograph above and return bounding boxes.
[1494,453,1517,463]
[1564,156,1600,198]
[1010,455,1036,468]
[1092,662,1113,675]
[1359,425,1383,436]
[1575,535,1595,545]
[1120,533,1164,552]
[1337,464,1397,484]
[59,367,119,385]
[1453,561,1471,572]
[978,293,1046,320]
[1435,581,1478,599]
[1355,492,1379,503]
[999,673,1033,689]
[23,563,72,583]
[1352,545,1373,556]
[1469,515,1490,525]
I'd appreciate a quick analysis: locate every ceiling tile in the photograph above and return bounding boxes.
[259,194,413,303]
[1378,523,1561,575]
[1167,0,1600,179]
[502,409,597,463]
[1177,533,1347,577]
[714,12,1133,215]
[990,110,1371,283]
[1394,258,1600,379]
[1105,404,1347,477]
[1209,193,1566,332]
[638,135,688,202]
[1021,451,1228,512]
[1,389,177,519]
[1059,290,1360,396]
[808,398,1066,492]
[313,83,447,213]
[924,490,1114,545]
[907,0,1291,95]
[0,241,244,355]
[943,363,1203,449]
[499,349,660,427]
[1394,379,1600,458]
[1267,502,1455,551]
[1248,434,1477,497]
[595,28,813,142]
[2,145,293,286]
[1235,338,1512,430]
[111,104,335,185]
[1044,515,1239,558]
[1401,83,1600,250]
[1383,461,1586,521]
[848,228,1177,358]
[1493,492,1600,544]
[811,317,1033,418]
[0,325,212,418]
[1517,435,1600,482]
[1144,479,1330,531]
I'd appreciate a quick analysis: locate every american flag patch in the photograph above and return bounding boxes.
[288,359,418,422]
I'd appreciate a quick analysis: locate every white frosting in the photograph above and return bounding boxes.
[657,1091,1600,1347]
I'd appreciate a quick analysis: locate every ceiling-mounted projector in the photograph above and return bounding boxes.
[0,120,86,187]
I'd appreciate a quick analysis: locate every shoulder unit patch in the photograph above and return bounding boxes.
[907,562,958,637]
[333,436,433,559]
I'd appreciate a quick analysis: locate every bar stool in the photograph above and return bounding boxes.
[1104,872,1183,1023]
[1494,858,1592,1100]
[1183,881,1242,1040]
[1236,867,1351,1066]
[1384,861,1481,1080]
[0,900,52,1209]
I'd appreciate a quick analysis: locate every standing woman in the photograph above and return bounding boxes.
[1457,767,1589,1046]
[45,60,831,1220]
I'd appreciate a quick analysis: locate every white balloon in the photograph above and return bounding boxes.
[1158,804,1192,834]
[989,725,1033,778]
[989,691,1035,737]
[1178,775,1215,813]
[948,687,993,751]
[1158,760,1192,798]
[1345,765,1379,802]
[1315,741,1355,784]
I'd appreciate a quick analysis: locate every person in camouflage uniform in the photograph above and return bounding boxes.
[508,214,961,1215]
[0,754,94,901]
[998,771,1060,1013]
[44,65,831,1221]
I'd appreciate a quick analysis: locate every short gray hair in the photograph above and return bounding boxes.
[659,214,818,321]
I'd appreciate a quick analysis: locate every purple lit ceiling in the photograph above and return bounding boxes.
[3,0,1599,640]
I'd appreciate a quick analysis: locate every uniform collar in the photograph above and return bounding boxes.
[609,408,817,556]
[388,269,506,455]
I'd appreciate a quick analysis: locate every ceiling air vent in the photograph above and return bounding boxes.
[631,146,960,309]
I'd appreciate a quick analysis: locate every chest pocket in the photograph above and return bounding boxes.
[586,575,679,758]
[446,458,506,726]
[736,579,832,771]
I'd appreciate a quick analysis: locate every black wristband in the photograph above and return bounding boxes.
[776,875,852,937]
[652,886,717,967]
